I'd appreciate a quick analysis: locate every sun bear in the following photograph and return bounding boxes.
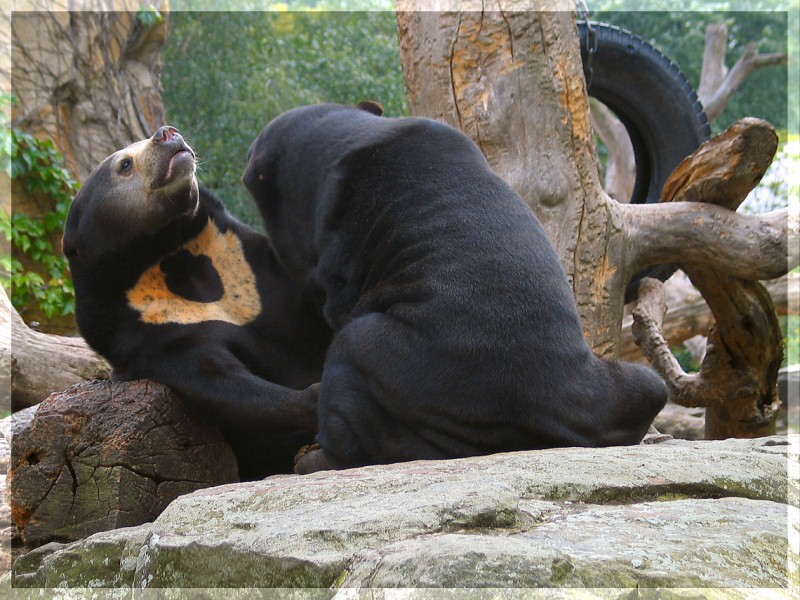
[63,125,332,479]
[241,103,669,474]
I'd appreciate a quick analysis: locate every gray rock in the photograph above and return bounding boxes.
[10,435,799,591]
[347,498,790,588]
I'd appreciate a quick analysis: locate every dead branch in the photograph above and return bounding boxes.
[589,98,635,202]
[631,118,786,438]
[621,273,798,361]
[623,118,797,279]
[698,23,788,123]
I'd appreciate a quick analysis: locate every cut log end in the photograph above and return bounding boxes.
[8,379,239,548]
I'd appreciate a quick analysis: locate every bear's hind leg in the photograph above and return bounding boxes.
[294,443,341,474]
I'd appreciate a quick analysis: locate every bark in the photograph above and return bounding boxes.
[630,119,787,437]
[1,285,110,411]
[396,3,794,438]
[7,379,238,548]
[398,5,621,355]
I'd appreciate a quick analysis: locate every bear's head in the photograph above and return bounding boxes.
[63,126,199,265]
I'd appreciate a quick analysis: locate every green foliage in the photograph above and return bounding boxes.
[162,9,408,226]
[672,344,701,373]
[783,315,800,368]
[2,126,78,318]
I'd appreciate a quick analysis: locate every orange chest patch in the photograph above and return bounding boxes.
[127,221,261,326]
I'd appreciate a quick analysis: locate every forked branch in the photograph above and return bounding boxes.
[630,118,787,438]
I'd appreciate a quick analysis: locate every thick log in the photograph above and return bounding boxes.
[8,380,238,548]
[1,286,111,410]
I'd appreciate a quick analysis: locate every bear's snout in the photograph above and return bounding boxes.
[152,125,183,147]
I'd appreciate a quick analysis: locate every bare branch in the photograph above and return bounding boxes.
[621,273,799,361]
[698,23,789,122]
[630,117,786,437]
[697,23,728,105]
[623,203,794,280]
[631,278,705,405]
[589,98,635,202]
[624,118,795,280]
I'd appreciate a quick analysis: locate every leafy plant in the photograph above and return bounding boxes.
[1,126,78,318]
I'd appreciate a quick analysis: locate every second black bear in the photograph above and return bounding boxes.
[242,103,669,474]
[63,126,332,479]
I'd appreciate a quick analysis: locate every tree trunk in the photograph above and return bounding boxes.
[396,3,796,437]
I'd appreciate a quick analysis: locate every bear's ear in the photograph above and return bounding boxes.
[356,100,383,117]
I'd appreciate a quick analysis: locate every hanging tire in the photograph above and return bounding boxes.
[578,21,711,299]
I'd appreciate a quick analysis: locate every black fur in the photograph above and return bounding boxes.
[64,128,331,479]
[242,104,668,473]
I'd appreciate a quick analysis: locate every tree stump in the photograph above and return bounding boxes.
[8,380,239,548]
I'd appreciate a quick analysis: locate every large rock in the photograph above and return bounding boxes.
[9,435,799,592]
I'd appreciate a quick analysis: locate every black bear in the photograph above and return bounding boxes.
[242,103,668,474]
[63,126,331,479]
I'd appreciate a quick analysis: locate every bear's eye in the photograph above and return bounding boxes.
[119,158,133,174]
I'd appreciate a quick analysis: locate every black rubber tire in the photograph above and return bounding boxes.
[578,21,711,300]
[579,21,710,205]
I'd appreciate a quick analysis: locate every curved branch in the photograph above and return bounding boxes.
[629,118,786,438]
[631,279,708,407]
[621,273,799,361]
[622,203,795,280]
[623,117,795,281]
